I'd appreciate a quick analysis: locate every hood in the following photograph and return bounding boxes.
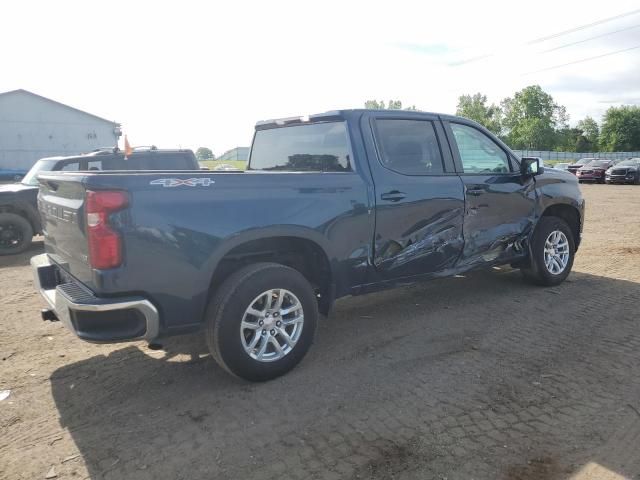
[541,166,577,181]
[0,182,38,195]
[609,166,637,171]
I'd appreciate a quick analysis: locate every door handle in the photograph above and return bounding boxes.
[466,187,484,196]
[380,190,406,202]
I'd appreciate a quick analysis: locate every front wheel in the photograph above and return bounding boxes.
[204,262,318,381]
[521,216,575,286]
[0,213,33,255]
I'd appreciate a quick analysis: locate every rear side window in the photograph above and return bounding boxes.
[134,154,193,170]
[373,119,444,175]
[97,154,193,170]
[250,122,352,172]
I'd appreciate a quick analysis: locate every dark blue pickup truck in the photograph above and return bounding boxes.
[31,110,584,381]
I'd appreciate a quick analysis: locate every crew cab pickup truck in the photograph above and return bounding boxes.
[0,147,198,255]
[31,110,584,381]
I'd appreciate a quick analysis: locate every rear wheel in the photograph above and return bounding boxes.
[0,213,33,255]
[521,216,575,286]
[204,262,318,381]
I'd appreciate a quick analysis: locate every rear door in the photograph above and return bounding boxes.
[443,120,536,266]
[363,112,465,279]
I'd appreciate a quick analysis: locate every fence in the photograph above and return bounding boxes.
[512,150,640,161]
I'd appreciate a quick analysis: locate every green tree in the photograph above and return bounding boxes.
[196,147,214,161]
[555,127,594,153]
[599,106,640,151]
[364,99,417,110]
[500,85,568,150]
[456,93,502,134]
[576,116,599,145]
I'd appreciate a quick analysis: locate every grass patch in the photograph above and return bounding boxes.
[200,160,247,171]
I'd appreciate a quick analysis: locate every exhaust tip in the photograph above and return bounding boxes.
[41,309,59,322]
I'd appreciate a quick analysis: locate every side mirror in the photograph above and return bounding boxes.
[521,157,543,176]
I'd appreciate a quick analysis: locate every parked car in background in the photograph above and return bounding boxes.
[576,159,615,183]
[213,163,241,171]
[31,109,584,381]
[0,147,199,255]
[568,158,597,175]
[605,158,640,185]
[553,163,571,171]
[0,169,28,182]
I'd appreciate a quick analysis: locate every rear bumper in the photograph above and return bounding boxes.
[31,253,159,343]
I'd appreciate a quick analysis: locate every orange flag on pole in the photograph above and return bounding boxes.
[124,135,133,159]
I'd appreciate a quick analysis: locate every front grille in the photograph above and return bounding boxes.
[611,169,628,175]
[580,170,593,174]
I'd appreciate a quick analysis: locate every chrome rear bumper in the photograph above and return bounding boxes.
[31,253,159,342]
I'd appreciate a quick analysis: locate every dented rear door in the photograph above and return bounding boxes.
[362,112,465,279]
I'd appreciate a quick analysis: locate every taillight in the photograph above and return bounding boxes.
[86,190,128,269]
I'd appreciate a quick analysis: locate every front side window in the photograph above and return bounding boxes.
[450,123,510,174]
[373,119,444,175]
[249,122,352,172]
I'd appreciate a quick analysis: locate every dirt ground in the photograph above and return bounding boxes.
[1,184,640,480]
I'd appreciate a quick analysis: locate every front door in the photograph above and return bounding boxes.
[363,113,465,280]
[444,121,537,267]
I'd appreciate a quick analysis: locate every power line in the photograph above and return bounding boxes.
[541,24,640,53]
[525,44,640,74]
[453,8,640,66]
[527,8,640,45]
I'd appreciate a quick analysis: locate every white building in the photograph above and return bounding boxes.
[0,89,121,170]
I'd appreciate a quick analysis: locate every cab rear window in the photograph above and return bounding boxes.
[249,122,352,172]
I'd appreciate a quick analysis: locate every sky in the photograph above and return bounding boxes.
[1,0,639,154]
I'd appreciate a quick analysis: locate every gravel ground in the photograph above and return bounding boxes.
[1,184,639,480]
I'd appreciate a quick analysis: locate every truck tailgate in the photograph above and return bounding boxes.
[38,176,93,284]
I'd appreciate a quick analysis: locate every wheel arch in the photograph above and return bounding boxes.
[0,202,41,233]
[539,203,582,250]
[205,228,335,316]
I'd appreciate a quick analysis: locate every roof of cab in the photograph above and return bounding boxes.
[255,109,459,129]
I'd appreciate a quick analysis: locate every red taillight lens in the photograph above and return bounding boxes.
[86,190,128,269]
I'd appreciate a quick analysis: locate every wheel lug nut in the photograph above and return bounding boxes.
[262,329,266,335]
[258,320,264,326]
[265,313,270,317]
[276,321,282,327]
[270,329,275,335]
[273,312,279,317]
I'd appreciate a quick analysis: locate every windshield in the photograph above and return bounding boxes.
[585,161,609,168]
[615,159,640,167]
[576,158,595,165]
[21,159,58,186]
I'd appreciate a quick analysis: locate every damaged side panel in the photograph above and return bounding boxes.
[371,178,466,279]
[456,176,537,268]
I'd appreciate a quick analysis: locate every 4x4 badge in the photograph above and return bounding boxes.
[150,178,215,187]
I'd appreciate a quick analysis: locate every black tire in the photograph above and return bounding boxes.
[521,216,575,286]
[204,262,318,382]
[0,213,33,255]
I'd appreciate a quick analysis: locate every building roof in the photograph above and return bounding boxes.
[0,89,120,126]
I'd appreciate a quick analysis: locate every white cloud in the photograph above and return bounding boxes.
[1,0,639,152]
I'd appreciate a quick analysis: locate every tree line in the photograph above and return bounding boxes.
[365,87,640,152]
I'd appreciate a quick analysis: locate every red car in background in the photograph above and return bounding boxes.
[576,159,615,183]
[567,157,596,175]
